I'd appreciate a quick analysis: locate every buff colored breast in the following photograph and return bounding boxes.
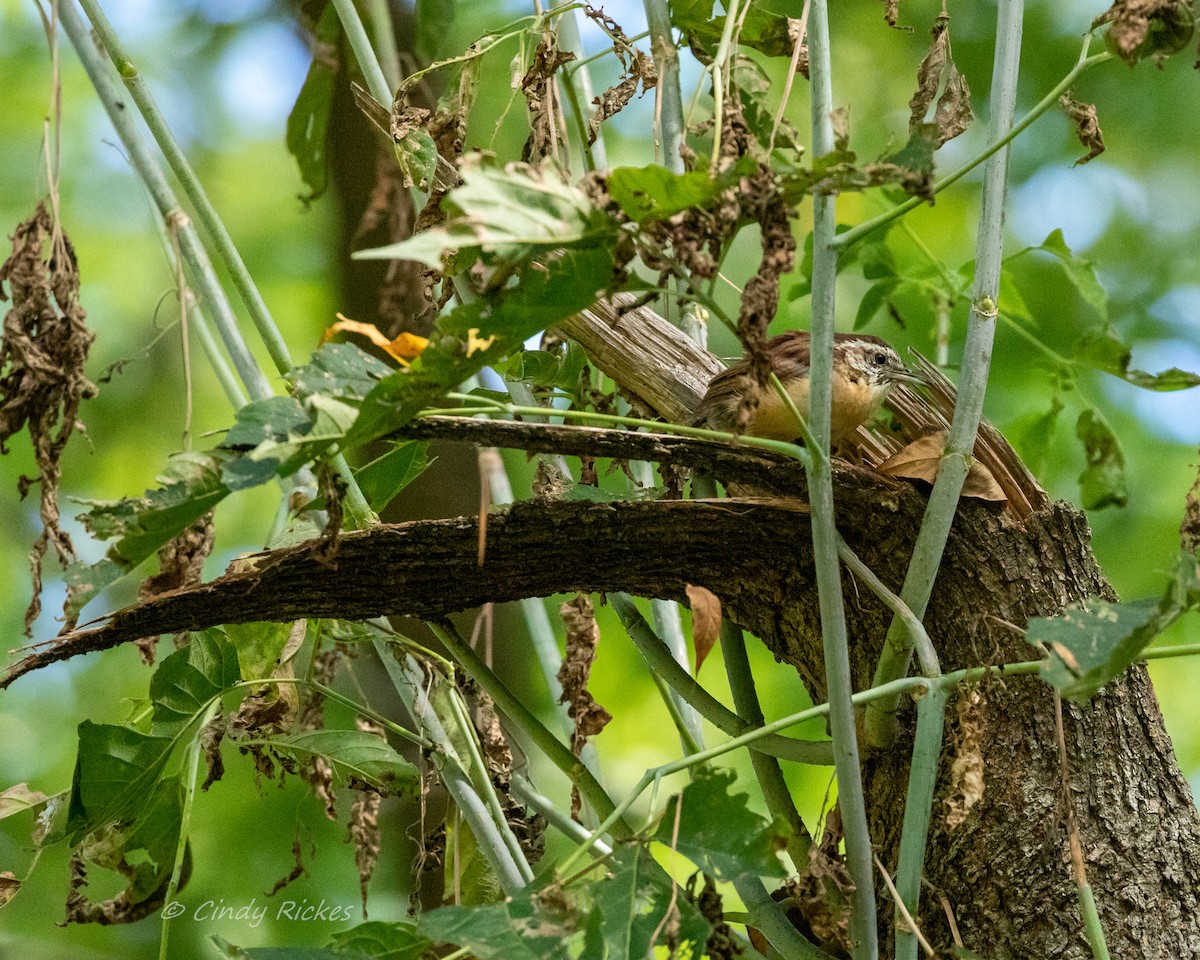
[748,371,890,444]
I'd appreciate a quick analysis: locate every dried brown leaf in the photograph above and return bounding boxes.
[136,511,215,663]
[266,831,311,897]
[200,710,227,792]
[0,872,19,908]
[557,594,612,765]
[0,203,97,635]
[588,49,657,145]
[909,13,972,146]
[685,585,722,672]
[1060,92,1106,165]
[945,686,986,829]
[348,718,384,918]
[520,34,575,164]
[876,431,1007,502]
[323,313,429,365]
[1095,0,1194,64]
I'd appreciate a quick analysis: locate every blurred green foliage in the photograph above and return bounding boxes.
[1,0,1198,956]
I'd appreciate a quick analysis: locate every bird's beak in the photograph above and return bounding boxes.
[888,367,928,386]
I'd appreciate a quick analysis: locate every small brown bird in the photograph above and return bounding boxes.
[695,331,925,446]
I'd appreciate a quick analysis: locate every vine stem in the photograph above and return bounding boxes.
[708,0,742,169]
[864,0,1026,749]
[833,36,1110,251]
[806,2,878,955]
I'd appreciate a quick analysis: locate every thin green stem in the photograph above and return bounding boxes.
[568,29,652,72]
[836,535,940,678]
[720,621,812,869]
[512,774,613,856]
[708,0,742,169]
[807,2,877,955]
[361,0,402,93]
[427,620,631,837]
[649,668,704,756]
[892,685,946,960]
[441,679,536,884]
[610,594,833,765]
[331,0,393,104]
[1078,883,1112,960]
[158,700,218,960]
[235,677,432,749]
[832,39,1111,252]
[735,873,831,960]
[420,403,813,464]
[865,0,1026,751]
[554,0,602,172]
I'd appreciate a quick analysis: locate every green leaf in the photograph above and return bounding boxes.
[285,3,340,202]
[671,0,793,57]
[443,810,503,906]
[149,630,242,736]
[353,441,432,512]
[100,775,185,905]
[211,937,356,960]
[854,279,897,330]
[1075,408,1127,510]
[420,886,587,960]
[654,767,789,881]
[414,0,457,63]
[67,723,175,843]
[291,342,397,401]
[1031,552,1200,701]
[501,343,587,393]
[595,846,712,960]
[355,159,614,268]
[394,126,439,194]
[225,396,311,448]
[1009,393,1064,476]
[350,243,615,444]
[1077,329,1200,391]
[1035,228,1108,319]
[328,920,431,959]
[219,622,296,680]
[607,165,726,223]
[258,730,419,796]
[67,452,231,618]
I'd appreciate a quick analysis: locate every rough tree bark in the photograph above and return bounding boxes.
[10,314,1198,957]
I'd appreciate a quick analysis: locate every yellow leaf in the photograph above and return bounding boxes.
[466,328,496,357]
[322,313,429,366]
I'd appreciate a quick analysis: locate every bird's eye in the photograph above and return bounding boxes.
[872,352,888,366]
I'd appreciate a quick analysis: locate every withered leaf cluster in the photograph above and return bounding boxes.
[0,203,97,635]
[1060,91,1106,166]
[908,12,973,148]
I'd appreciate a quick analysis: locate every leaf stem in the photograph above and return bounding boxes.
[331,0,393,104]
[832,38,1111,251]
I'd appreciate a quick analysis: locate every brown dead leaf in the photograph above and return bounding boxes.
[909,12,973,146]
[323,313,429,365]
[685,585,722,673]
[1094,0,1194,65]
[876,431,1007,502]
[0,203,97,635]
[557,594,611,751]
[0,872,19,908]
[945,686,986,829]
[1060,92,1105,166]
